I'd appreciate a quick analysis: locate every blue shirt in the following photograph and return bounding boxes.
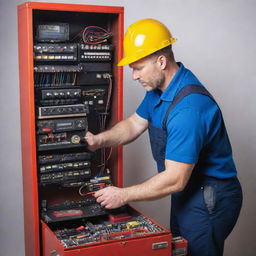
[136,62,237,178]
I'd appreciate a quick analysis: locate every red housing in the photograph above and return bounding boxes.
[18,2,173,256]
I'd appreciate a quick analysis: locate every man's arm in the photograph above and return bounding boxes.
[94,160,194,209]
[85,113,148,151]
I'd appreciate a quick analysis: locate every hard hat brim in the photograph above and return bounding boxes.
[117,37,177,66]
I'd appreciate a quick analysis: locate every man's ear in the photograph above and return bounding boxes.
[157,55,167,70]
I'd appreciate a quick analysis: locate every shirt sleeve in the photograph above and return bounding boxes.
[135,92,151,120]
[165,107,207,163]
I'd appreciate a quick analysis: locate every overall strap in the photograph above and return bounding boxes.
[162,84,215,130]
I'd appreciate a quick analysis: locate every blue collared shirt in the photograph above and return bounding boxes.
[136,62,237,178]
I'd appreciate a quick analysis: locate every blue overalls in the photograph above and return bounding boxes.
[148,84,242,256]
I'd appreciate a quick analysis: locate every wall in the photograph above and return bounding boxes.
[0,0,255,255]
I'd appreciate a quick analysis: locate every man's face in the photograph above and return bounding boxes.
[129,56,164,91]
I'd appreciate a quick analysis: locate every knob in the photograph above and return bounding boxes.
[71,135,81,144]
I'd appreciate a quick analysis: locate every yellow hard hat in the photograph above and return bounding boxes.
[118,18,177,66]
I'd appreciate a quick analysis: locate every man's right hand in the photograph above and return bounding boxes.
[84,131,103,151]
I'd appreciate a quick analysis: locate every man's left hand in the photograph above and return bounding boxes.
[94,186,128,209]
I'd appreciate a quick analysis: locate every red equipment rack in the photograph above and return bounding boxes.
[18,2,173,256]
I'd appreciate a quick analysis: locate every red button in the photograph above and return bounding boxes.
[42,128,51,132]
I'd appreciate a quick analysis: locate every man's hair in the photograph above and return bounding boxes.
[150,45,175,62]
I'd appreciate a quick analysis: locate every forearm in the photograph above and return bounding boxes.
[97,118,139,148]
[87,113,148,151]
[94,161,194,209]
[123,172,178,202]
[123,161,194,202]
[93,174,174,210]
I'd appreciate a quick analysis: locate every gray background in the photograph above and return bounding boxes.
[0,0,255,255]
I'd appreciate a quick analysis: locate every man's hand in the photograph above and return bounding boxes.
[94,186,128,209]
[85,131,102,151]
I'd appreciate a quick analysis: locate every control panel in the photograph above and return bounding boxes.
[33,21,115,222]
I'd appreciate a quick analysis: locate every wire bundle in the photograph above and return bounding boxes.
[82,26,112,45]
[34,72,77,87]
[98,75,113,175]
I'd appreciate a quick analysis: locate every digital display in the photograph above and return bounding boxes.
[36,23,69,42]
[56,122,73,127]
[40,25,60,32]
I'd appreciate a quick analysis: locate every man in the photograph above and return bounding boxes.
[85,19,242,256]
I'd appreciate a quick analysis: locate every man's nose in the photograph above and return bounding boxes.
[132,70,140,81]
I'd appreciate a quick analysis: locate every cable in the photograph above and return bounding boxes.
[96,75,113,176]
[82,26,112,45]
[70,26,112,45]
[78,183,94,197]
